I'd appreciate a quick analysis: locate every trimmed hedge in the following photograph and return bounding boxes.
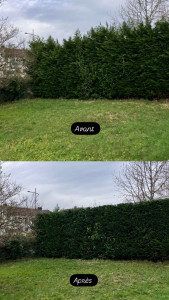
[35,199,169,261]
[0,238,35,263]
[27,20,169,100]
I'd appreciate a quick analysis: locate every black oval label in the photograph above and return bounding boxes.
[70,274,98,287]
[71,122,100,135]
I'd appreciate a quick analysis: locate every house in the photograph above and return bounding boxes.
[0,47,27,86]
[0,205,50,237]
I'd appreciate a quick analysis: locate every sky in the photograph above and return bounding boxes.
[0,0,124,44]
[2,161,126,211]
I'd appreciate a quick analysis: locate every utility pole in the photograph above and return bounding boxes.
[27,188,39,210]
[25,30,38,40]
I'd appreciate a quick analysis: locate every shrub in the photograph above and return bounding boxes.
[0,237,36,263]
[7,239,24,260]
[0,247,7,263]
[0,77,33,103]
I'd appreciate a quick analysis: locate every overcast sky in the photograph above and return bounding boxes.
[2,161,126,211]
[0,0,124,44]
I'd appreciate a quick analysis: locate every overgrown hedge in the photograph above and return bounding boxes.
[0,77,33,103]
[35,199,169,261]
[27,20,169,100]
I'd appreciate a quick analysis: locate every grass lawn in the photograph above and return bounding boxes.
[0,98,169,161]
[0,258,169,300]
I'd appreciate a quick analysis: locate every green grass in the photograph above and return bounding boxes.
[0,98,169,160]
[1,258,169,299]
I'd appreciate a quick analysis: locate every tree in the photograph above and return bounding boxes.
[0,0,25,88]
[114,161,169,203]
[26,36,61,98]
[0,0,21,48]
[0,163,34,242]
[0,17,20,48]
[119,0,169,27]
[0,163,23,206]
[53,204,60,212]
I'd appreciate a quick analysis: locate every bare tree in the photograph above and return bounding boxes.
[118,0,169,27]
[0,17,20,48]
[0,172,22,206]
[0,163,35,242]
[0,0,22,48]
[0,0,26,88]
[114,161,169,203]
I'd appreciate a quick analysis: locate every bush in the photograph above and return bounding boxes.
[22,238,36,258]
[34,199,169,261]
[0,237,36,263]
[0,77,33,103]
[0,247,7,263]
[7,239,24,260]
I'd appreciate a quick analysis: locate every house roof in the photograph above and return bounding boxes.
[3,205,50,217]
[0,47,27,58]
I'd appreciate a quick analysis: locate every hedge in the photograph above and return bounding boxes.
[0,238,35,263]
[26,20,169,100]
[0,77,33,103]
[34,199,169,261]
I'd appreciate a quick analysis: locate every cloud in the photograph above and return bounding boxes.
[2,162,124,211]
[0,0,123,43]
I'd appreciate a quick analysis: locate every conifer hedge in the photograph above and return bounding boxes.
[35,199,169,261]
[26,20,169,100]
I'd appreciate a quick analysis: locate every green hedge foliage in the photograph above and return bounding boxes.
[0,78,33,103]
[0,238,35,263]
[34,199,169,261]
[26,20,169,100]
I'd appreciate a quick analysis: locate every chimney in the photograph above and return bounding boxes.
[37,207,42,211]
